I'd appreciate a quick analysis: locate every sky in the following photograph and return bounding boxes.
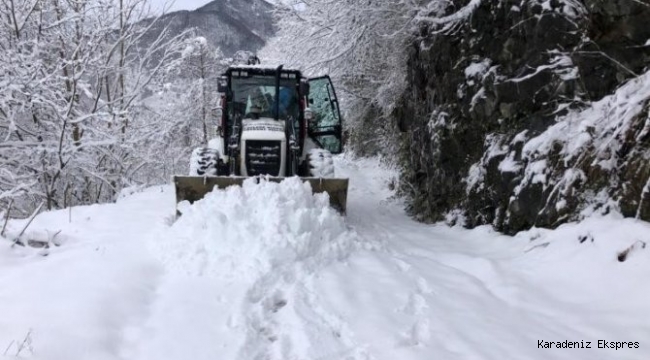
[148,0,212,14]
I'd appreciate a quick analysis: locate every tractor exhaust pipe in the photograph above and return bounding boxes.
[274,65,283,121]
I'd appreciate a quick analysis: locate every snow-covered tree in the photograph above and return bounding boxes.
[259,0,439,155]
[175,36,224,145]
[0,0,191,216]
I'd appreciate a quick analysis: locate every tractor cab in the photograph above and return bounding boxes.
[215,66,343,177]
[226,70,300,121]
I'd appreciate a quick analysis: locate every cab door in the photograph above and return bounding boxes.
[307,76,343,154]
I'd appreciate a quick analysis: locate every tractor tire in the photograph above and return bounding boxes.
[189,147,220,176]
[305,148,335,178]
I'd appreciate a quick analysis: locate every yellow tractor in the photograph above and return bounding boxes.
[173,64,348,213]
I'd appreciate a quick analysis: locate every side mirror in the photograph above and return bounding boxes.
[211,106,223,120]
[217,76,228,93]
[299,79,310,97]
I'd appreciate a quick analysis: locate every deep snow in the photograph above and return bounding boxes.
[1,156,649,360]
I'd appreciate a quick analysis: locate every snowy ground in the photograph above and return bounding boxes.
[1,156,649,360]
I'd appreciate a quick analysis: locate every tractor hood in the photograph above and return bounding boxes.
[241,118,286,141]
[242,118,285,132]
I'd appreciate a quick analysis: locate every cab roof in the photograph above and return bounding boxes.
[225,65,303,78]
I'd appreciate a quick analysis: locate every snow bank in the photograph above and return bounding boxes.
[0,187,172,360]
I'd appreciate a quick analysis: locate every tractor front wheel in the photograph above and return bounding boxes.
[189,147,221,176]
[304,148,335,178]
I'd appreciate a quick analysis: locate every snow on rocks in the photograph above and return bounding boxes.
[464,58,492,86]
[522,70,650,172]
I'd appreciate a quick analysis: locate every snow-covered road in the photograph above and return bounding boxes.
[2,156,649,360]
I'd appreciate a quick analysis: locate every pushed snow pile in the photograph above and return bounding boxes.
[152,177,356,280]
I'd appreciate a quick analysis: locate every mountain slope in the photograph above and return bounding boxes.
[143,0,276,56]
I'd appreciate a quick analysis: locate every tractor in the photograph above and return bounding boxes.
[173,64,348,212]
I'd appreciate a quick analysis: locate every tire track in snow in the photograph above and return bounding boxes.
[233,228,375,360]
[334,156,624,359]
[235,262,377,360]
[334,156,519,356]
[295,277,376,360]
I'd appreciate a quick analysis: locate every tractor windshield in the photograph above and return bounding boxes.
[230,75,299,121]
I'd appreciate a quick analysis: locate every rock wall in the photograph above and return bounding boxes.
[395,0,650,234]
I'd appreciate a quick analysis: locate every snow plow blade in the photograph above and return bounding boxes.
[173,176,348,214]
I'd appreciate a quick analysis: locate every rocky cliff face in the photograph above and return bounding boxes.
[395,0,650,234]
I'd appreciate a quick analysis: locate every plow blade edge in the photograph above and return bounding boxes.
[173,176,349,213]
